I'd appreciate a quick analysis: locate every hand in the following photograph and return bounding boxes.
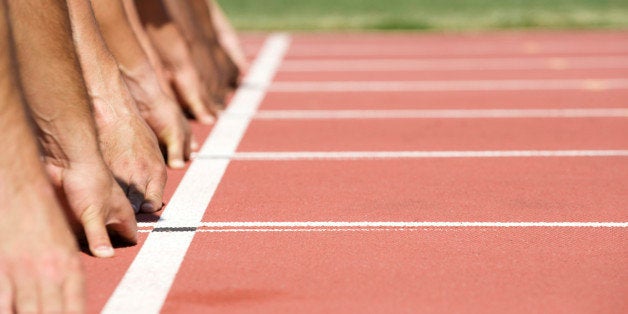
[45,160,138,258]
[122,64,195,168]
[168,54,220,124]
[136,92,194,168]
[97,108,167,213]
[0,180,85,313]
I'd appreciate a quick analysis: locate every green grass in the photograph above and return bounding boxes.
[217,0,628,31]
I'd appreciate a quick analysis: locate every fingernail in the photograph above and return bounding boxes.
[94,246,114,258]
[170,159,185,169]
[191,141,199,150]
[141,203,155,212]
[199,115,215,125]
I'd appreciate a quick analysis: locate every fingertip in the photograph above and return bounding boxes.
[92,245,114,258]
[198,114,215,125]
[82,213,114,258]
[141,189,164,213]
[128,190,145,215]
[169,159,186,169]
[140,202,156,213]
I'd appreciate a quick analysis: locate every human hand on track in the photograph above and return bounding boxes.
[94,99,168,214]
[168,55,220,124]
[122,65,195,169]
[0,179,85,313]
[45,161,138,259]
[130,0,220,122]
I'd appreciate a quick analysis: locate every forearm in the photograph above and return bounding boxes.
[161,0,223,96]
[91,0,169,109]
[90,0,147,72]
[0,19,50,195]
[207,0,247,69]
[121,0,175,97]
[66,0,138,125]
[6,0,101,166]
[130,0,191,73]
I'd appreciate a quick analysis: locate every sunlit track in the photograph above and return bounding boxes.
[253,108,628,119]
[94,32,628,314]
[269,79,628,92]
[279,56,628,71]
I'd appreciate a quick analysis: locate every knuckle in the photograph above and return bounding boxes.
[80,206,104,224]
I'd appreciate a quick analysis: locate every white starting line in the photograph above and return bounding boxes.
[136,221,628,231]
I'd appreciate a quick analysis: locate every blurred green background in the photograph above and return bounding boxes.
[217,0,628,31]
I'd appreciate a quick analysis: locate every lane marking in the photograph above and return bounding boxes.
[254,109,628,119]
[136,221,628,231]
[280,56,628,71]
[192,150,628,161]
[102,33,291,314]
[283,43,628,57]
[269,79,628,92]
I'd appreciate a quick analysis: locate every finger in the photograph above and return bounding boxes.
[165,132,185,169]
[39,265,64,313]
[183,127,192,162]
[62,256,85,314]
[191,138,199,151]
[13,261,39,313]
[107,217,138,247]
[183,91,215,125]
[81,207,114,258]
[127,185,146,214]
[171,73,216,125]
[209,92,227,110]
[140,171,166,213]
[108,195,138,245]
[0,268,13,314]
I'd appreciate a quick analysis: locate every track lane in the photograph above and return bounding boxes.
[238,118,628,151]
[200,158,628,222]
[163,229,627,313]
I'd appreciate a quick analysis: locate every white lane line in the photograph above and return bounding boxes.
[284,43,628,57]
[280,56,628,71]
[102,33,290,314]
[254,109,628,119]
[193,150,628,161]
[136,221,628,229]
[269,79,628,92]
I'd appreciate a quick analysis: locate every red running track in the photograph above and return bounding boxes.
[83,31,628,313]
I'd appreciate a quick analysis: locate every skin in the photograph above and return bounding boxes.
[90,0,193,168]
[131,0,219,123]
[161,0,228,106]
[189,0,241,89]
[7,0,137,258]
[66,0,167,213]
[121,0,177,103]
[208,0,248,72]
[0,0,85,311]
